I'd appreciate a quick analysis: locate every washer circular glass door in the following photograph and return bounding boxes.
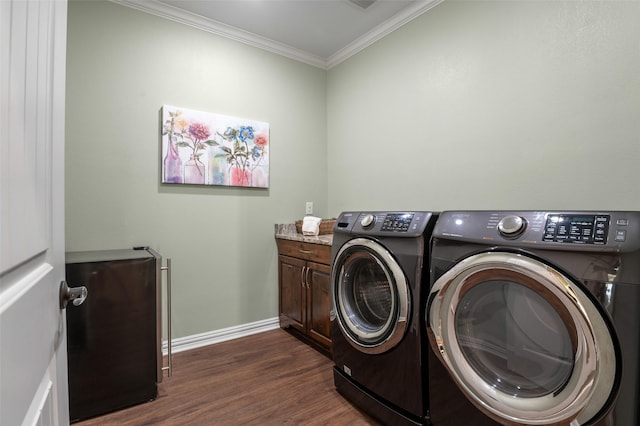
[332,238,410,354]
[428,251,619,425]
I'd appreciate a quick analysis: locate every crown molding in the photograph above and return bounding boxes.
[109,0,327,68]
[327,0,446,69]
[109,0,444,70]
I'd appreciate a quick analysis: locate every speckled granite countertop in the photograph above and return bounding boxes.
[274,224,333,246]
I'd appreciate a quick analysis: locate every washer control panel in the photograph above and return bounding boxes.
[335,211,436,237]
[381,213,414,232]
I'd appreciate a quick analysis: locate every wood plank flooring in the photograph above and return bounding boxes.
[77,329,380,425]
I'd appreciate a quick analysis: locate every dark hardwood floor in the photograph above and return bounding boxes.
[77,329,380,425]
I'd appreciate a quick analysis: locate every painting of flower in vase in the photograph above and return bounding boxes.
[161,105,269,188]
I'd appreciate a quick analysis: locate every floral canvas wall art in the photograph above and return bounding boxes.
[161,105,269,188]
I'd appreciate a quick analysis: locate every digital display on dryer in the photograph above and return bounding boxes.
[543,214,609,244]
[381,214,414,232]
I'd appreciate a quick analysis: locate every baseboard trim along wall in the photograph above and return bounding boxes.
[162,317,280,355]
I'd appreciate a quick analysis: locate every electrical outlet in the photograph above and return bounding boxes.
[305,202,313,215]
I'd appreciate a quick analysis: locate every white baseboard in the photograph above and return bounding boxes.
[162,317,280,355]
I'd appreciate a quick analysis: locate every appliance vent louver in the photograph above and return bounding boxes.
[348,0,377,9]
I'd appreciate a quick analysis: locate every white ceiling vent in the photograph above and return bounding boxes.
[348,0,377,10]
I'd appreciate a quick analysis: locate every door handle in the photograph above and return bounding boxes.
[59,280,88,309]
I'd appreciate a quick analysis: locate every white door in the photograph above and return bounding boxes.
[1,0,69,425]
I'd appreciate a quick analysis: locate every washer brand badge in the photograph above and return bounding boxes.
[344,365,352,376]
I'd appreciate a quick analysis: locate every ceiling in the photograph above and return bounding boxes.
[113,0,444,68]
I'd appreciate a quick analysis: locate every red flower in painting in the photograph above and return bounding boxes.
[254,133,268,147]
[188,122,211,141]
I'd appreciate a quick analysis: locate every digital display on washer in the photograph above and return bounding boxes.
[543,214,609,244]
[381,213,414,232]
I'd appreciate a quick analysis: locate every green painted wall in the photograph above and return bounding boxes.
[67,0,640,339]
[65,0,328,338]
[327,0,640,213]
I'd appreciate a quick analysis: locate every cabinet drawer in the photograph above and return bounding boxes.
[276,239,331,264]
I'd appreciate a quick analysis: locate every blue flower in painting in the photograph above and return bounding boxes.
[216,123,268,187]
[251,146,261,160]
[238,126,254,142]
[223,127,237,139]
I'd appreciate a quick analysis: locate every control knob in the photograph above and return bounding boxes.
[361,214,375,228]
[498,215,526,238]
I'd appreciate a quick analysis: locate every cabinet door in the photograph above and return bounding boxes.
[278,255,305,332]
[307,261,332,350]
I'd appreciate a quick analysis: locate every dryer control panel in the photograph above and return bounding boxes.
[542,214,610,244]
[433,210,640,252]
[335,211,436,237]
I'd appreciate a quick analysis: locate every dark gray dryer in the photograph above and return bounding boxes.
[427,210,640,425]
[331,211,438,426]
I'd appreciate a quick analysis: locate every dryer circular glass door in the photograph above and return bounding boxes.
[428,251,619,425]
[332,237,410,354]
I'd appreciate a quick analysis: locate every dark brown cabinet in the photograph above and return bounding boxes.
[276,239,332,355]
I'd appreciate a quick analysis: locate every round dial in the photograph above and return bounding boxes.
[360,214,375,228]
[497,215,526,237]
